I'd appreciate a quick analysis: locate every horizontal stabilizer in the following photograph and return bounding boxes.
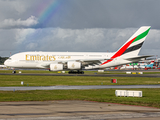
[125,55,153,61]
[81,58,109,63]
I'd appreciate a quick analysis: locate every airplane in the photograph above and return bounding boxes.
[0,65,6,68]
[4,26,152,74]
[120,61,154,70]
[139,60,155,70]
[120,64,139,70]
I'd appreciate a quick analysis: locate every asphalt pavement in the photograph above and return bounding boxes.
[0,85,160,91]
[0,100,160,120]
[1,72,160,77]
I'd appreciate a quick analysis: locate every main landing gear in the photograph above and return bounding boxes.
[68,70,84,74]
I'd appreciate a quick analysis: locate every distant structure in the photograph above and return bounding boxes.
[114,57,160,70]
[0,65,6,69]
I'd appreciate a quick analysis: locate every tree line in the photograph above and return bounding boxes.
[0,56,8,65]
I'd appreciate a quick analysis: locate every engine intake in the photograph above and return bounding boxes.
[50,64,63,71]
[67,61,81,70]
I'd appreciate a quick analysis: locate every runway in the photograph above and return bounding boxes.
[0,85,160,91]
[1,73,160,77]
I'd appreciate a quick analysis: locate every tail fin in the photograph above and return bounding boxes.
[116,26,151,57]
[146,60,154,67]
[101,26,151,65]
[150,60,155,64]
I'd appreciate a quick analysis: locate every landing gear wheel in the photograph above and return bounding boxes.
[68,70,84,74]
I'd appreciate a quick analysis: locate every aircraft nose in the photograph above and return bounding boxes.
[4,59,9,66]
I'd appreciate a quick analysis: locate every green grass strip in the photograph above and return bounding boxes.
[0,88,159,108]
[0,75,160,86]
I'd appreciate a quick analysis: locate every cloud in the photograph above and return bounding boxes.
[0,27,159,58]
[0,0,160,29]
[15,28,36,43]
[0,16,38,29]
[26,43,38,50]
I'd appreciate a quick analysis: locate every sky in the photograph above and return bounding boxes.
[0,0,160,58]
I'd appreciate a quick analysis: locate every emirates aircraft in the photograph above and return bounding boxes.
[4,26,152,74]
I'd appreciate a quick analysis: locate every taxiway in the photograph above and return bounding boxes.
[1,73,160,77]
[0,85,160,91]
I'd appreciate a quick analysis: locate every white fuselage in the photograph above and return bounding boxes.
[4,51,133,70]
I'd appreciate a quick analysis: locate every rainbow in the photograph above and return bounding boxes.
[21,0,64,50]
[36,0,64,27]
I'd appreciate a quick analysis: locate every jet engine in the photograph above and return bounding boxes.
[67,61,81,70]
[50,64,63,71]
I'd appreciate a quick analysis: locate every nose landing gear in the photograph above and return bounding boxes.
[12,70,16,74]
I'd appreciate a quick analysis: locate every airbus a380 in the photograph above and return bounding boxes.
[4,26,152,74]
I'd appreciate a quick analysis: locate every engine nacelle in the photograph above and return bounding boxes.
[50,64,63,71]
[67,61,81,70]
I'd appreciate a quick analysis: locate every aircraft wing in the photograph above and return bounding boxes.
[38,58,110,68]
[79,58,110,66]
[80,58,109,62]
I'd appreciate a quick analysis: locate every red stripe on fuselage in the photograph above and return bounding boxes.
[101,37,136,65]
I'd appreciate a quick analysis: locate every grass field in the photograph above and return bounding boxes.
[0,88,160,108]
[0,70,160,108]
[0,75,160,86]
